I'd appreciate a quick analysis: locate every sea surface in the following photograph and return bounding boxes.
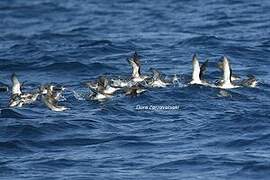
[0,0,270,179]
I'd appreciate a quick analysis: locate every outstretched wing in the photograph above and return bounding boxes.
[86,82,97,90]
[199,60,208,80]
[150,68,161,81]
[229,68,233,82]
[11,73,21,95]
[98,76,109,88]
[130,52,141,77]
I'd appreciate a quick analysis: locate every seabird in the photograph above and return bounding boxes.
[40,84,66,101]
[218,59,240,81]
[241,74,258,88]
[125,84,146,96]
[111,78,135,88]
[190,54,209,85]
[127,52,148,83]
[146,68,170,87]
[87,76,117,101]
[9,73,40,107]
[217,56,239,89]
[40,85,67,112]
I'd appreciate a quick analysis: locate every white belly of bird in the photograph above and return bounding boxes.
[111,79,129,88]
[219,82,239,89]
[51,106,67,112]
[43,96,67,112]
[104,86,119,94]
[250,81,257,88]
[190,79,203,85]
[151,80,168,87]
[133,76,146,82]
[92,93,111,100]
[9,100,20,107]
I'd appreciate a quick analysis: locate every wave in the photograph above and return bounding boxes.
[118,141,156,148]
[30,158,78,169]
[147,154,211,171]
[78,40,112,47]
[175,35,223,48]
[32,32,80,40]
[0,2,68,13]
[0,166,16,177]
[0,140,34,154]
[0,108,30,119]
[69,27,90,33]
[0,62,37,72]
[224,138,256,148]
[37,137,113,148]
[1,124,45,139]
[88,62,118,71]
[38,62,118,73]
[39,62,90,71]
[231,161,270,178]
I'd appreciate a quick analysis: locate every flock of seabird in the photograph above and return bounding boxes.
[0,52,257,112]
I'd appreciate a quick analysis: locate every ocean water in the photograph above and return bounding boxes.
[1,0,270,179]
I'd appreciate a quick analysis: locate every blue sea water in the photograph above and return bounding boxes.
[0,0,270,179]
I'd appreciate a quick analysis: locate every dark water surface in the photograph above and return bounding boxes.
[1,0,270,179]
